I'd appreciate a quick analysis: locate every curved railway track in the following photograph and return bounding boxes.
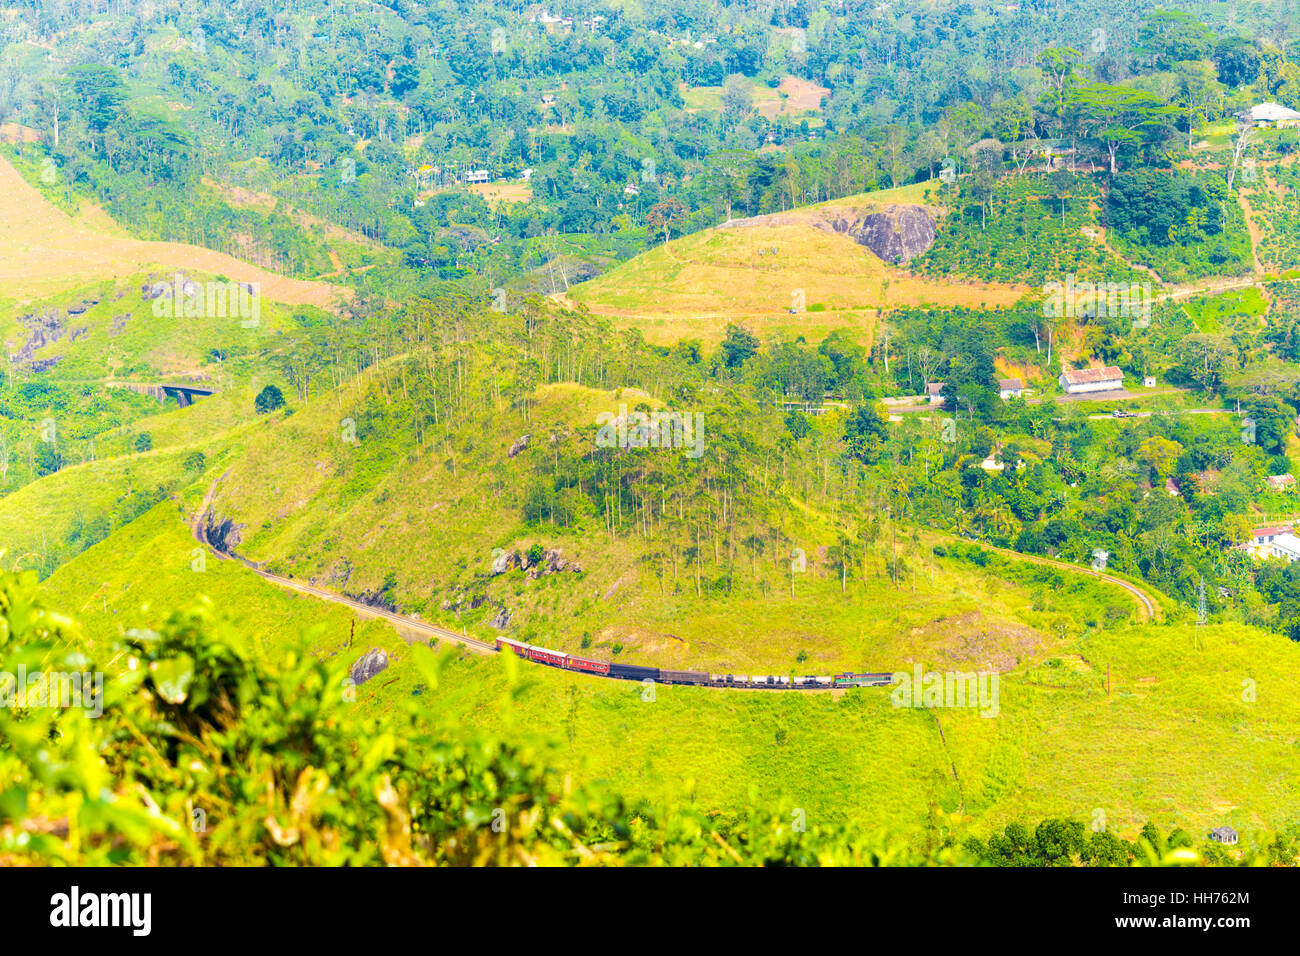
[190,476,1162,692]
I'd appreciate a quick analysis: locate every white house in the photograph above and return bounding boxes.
[1209,826,1239,845]
[1268,532,1300,561]
[926,382,945,405]
[998,378,1023,400]
[1059,365,1124,395]
[1267,474,1296,492]
[1241,102,1300,128]
[462,170,491,184]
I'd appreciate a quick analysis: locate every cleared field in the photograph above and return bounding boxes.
[0,156,349,308]
[680,75,828,122]
[568,209,1027,346]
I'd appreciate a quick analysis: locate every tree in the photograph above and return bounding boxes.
[1227,118,1257,194]
[719,324,759,368]
[65,64,126,134]
[1175,61,1221,152]
[1138,11,1214,70]
[1050,167,1074,227]
[705,149,752,221]
[1068,84,1176,176]
[255,384,286,414]
[645,198,688,245]
[720,74,754,125]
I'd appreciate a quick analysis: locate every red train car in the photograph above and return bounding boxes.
[564,655,612,676]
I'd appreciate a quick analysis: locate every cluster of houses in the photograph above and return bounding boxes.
[940,364,1174,402]
[923,364,1147,404]
[528,9,604,30]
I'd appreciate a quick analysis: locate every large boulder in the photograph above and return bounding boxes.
[719,203,937,264]
[350,648,389,685]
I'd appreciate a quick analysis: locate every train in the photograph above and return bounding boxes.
[493,637,893,690]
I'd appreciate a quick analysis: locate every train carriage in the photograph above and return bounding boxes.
[659,669,709,686]
[607,662,661,682]
[565,655,611,676]
[496,638,889,693]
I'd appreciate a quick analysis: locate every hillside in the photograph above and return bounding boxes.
[30,498,1300,843]
[567,186,1029,346]
[0,155,348,309]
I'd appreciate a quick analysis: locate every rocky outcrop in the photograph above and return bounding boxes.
[487,606,512,629]
[490,547,583,578]
[508,434,531,457]
[350,648,389,685]
[719,203,937,264]
[203,513,243,554]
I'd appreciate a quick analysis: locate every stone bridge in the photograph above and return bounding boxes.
[107,381,217,408]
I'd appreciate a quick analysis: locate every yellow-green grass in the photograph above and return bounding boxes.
[92,385,261,458]
[38,503,407,669]
[192,376,1135,672]
[1,272,316,382]
[0,428,232,567]
[568,211,1026,347]
[680,76,828,123]
[0,154,348,309]
[36,500,1300,843]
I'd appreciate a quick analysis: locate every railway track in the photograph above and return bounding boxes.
[191,472,496,654]
[188,476,877,691]
[962,539,1162,623]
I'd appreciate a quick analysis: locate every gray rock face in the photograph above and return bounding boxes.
[491,547,582,576]
[719,203,937,264]
[508,435,531,457]
[487,607,512,629]
[350,647,389,685]
[826,205,937,264]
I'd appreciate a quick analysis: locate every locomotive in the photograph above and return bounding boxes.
[493,637,892,690]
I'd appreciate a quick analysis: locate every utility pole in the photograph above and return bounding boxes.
[1195,576,1207,650]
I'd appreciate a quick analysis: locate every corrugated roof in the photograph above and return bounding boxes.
[1246,102,1300,121]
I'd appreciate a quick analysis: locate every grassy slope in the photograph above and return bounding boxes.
[36,500,1300,842]
[1,272,315,382]
[195,368,1142,673]
[569,187,1027,347]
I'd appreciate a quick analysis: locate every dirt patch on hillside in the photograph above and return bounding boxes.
[0,157,350,308]
[903,610,1045,672]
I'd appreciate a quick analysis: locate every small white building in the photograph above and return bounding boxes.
[1209,826,1239,846]
[998,378,1023,400]
[1060,365,1124,395]
[1267,474,1296,492]
[462,170,491,184]
[1263,531,1300,562]
[926,382,945,405]
[1143,375,1156,388]
[1241,102,1300,128]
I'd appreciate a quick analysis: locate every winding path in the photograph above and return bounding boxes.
[189,476,1163,695]
[960,538,1162,624]
[191,470,497,654]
